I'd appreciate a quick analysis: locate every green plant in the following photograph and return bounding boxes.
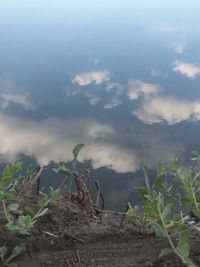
[146,192,195,267]
[4,186,61,235]
[128,158,200,267]
[0,161,61,267]
[127,205,151,233]
[53,144,86,193]
[0,244,26,267]
[54,144,84,177]
[0,162,36,195]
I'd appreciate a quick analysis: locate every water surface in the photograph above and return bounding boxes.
[0,0,200,209]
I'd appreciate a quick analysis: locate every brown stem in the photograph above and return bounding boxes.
[19,165,44,195]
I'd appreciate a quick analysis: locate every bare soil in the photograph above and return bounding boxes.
[1,197,200,267]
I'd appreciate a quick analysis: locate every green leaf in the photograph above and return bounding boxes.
[179,230,189,245]
[7,204,19,213]
[3,162,22,180]
[53,165,72,176]
[26,164,35,177]
[24,205,35,215]
[157,161,162,173]
[161,203,173,223]
[0,176,12,190]
[14,177,26,193]
[34,208,48,219]
[0,191,14,201]
[6,221,18,235]
[159,248,173,258]
[177,242,190,259]
[191,209,200,218]
[72,144,84,161]
[151,222,166,237]
[50,188,60,201]
[135,187,148,201]
[6,244,26,264]
[191,225,200,232]
[143,168,150,194]
[165,222,175,229]
[177,230,190,258]
[155,173,166,186]
[144,205,157,216]
[0,245,7,262]
[11,215,34,235]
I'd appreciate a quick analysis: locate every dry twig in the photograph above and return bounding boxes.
[19,166,44,195]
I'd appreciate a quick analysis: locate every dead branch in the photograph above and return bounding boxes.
[127,202,133,210]
[95,180,100,207]
[36,175,40,195]
[120,203,130,225]
[19,166,44,195]
[70,173,97,218]
[94,207,127,216]
[43,231,59,238]
[76,249,81,265]
[94,180,104,210]
[101,193,105,210]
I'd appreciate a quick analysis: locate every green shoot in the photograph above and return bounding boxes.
[0,244,26,267]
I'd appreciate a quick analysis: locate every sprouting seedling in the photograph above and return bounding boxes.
[0,244,26,267]
[73,144,84,162]
[53,144,85,177]
[72,144,84,175]
[53,144,85,192]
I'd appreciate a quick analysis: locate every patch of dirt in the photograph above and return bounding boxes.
[1,197,200,267]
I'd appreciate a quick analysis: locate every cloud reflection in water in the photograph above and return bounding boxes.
[0,112,183,173]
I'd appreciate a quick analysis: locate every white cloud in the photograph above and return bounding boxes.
[105,82,124,96]
[87,123,113,139]
[0,113,183,173]
[0,113,138,172]
[88,96,101,106]
[133,96,200,125]
[169,42,186,54]
[127,80,159,100]
[0,79,36,110]
[84,92,101,106]
[104,97,122,109]
[72,69,111,86]
[173,60,200,78]
[0,114,114,166]
[84,144,140,173]
[0,93,35,110]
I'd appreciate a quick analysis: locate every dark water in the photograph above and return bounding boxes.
[0,0,200,209]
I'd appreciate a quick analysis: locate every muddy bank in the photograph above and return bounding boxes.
[1,198,200,267]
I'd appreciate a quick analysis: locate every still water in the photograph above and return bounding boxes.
[0,0,200,209]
